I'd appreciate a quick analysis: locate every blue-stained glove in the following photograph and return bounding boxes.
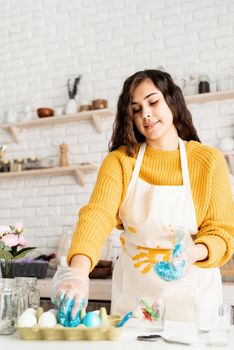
[154,227,196,281]
[51,265,89,327]
[153,254,187,281]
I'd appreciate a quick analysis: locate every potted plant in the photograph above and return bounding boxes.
[0,223,35,278]
[65,74,82,114]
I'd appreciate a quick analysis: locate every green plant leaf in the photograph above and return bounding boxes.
[0,240,12,251]
[13,247,36,260]
[0,250,13,260]
[4,246,12,252]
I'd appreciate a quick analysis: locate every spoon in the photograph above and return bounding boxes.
[137,334,193,345]
[116,311,133,328]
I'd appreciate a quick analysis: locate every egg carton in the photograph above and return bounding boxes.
[17,314,123,341]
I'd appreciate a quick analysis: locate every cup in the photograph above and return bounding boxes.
[207,305,231,347]
[217,76,230,91]
[195,302,219,333]
[137,297,166,334]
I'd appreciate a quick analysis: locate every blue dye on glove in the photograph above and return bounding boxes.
[69,310,82,327]
[58,297,85,327]
[153,259,186,281]
[172,242,184,258]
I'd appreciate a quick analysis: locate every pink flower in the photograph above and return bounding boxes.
[18,236,27,247]
[1,234,27,248]
[0,225,11,238]
[15,222,23,234]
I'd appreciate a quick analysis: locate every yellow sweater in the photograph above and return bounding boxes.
[68,141,234,270]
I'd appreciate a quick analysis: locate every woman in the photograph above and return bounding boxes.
[51,70,234,327]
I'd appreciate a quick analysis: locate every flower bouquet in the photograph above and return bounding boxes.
[0,223,36,278]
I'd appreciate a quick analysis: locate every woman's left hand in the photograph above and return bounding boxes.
[173,235,208,269]
[193,243,209,262]
[154,230,209,281]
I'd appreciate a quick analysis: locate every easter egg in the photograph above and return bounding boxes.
[24,308,37,316]
[38,311,57,328]
[18,312,37,327]
[48,308,58,316]
[82,311,102,327]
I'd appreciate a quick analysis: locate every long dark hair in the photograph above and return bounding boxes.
[109,69,201,156]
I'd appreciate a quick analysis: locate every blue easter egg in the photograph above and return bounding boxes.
[82,312,102,327]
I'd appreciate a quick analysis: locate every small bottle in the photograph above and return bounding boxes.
[59,143,69,167]
[198,75,210,94]
[13,158,25,171]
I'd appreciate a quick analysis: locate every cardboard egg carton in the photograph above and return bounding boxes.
[17,307,123,341]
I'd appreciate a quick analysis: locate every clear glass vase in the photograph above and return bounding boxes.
[0,278,18,334]
[0,259,14,279]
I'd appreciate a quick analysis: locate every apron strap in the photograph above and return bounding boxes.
[129,139,192,191]
[179,138,191,190]
[130,143,146,184]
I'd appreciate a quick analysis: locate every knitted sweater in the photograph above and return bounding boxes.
[67,141,234,270]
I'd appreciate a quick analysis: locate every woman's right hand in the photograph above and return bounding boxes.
[51,265,89,327]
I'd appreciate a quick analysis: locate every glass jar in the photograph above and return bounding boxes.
[0,160,10,172]
[15,277,40,316]
[198,75,210,94]
[26,157,41,170]
[13,158,25,171]
[27,277,40,309]
[0,278,18,334]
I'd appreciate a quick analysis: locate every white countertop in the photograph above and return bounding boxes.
[38,278,234,305]
[2,320,234,349]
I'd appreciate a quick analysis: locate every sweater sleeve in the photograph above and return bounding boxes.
[194,150,234,268]
[67,152,124,270]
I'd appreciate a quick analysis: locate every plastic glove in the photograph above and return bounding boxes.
[172,227,197,268]
[154,227,196,281]
[51,265,89,327]
[153,259,186,281]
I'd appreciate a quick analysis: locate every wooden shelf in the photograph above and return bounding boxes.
[0,164,98,187]
[0,108,113,143]
[185,90,234,104]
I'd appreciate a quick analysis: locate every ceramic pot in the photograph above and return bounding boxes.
[65,99,77,114]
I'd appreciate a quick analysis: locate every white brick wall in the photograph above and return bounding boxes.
[0,0,233,257]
